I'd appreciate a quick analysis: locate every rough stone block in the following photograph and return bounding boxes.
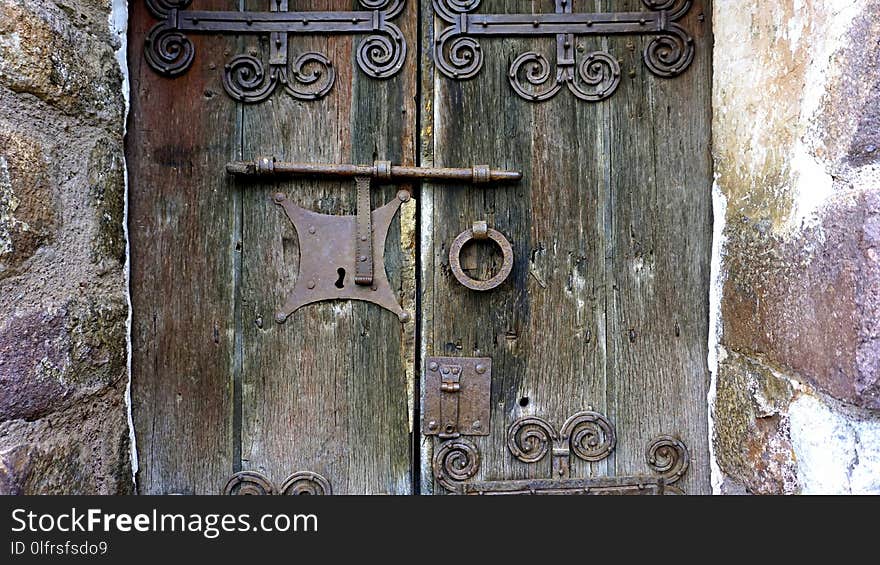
[0,384,132,494]
[0,295,127,422]
[0,127,55,280]
[0,0,123,123]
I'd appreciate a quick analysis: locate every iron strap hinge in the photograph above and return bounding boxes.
[433,0,699,103]
[143,0,408,102]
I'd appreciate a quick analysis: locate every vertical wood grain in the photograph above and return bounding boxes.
[422,0,713,493]
[238,0,417,494]
[128,0,240,494]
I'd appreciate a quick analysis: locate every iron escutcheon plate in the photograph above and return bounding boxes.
[423,356,491,437]
[272,190,412,323]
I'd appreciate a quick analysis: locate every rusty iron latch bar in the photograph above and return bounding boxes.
[227,157,520,322]
[144,0,408,102]
[431,410,691,495]
[433,0,698,102]
[423,356,491,439]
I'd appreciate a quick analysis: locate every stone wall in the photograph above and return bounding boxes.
[710,0,880,494]
[0,0,132,494]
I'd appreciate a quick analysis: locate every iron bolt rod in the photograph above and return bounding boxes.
[226,158,522,183]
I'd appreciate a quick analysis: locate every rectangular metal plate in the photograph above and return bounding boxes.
[422,356,491,437]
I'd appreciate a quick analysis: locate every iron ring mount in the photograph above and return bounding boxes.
[449,221,513,292]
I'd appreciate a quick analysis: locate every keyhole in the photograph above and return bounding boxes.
[335,268,346,289]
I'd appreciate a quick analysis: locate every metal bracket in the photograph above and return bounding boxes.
[433,0,698,103]
[432,410,690,494]
[423,356,491,438]
[144,0,407,102]
[227,158,520,322]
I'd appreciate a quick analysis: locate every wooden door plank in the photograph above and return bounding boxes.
[607,0,713,494]
[128,0,240,494]
[422,0,713,493]
[238,0,417,494]
[421,0,608,491]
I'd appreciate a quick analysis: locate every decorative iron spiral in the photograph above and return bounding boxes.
[223,471,276,495]
[434,26,484,80]
[508,52,562,102]
[432,0,481,22]
[646,435,689,484]
[222,55,279,103]
[433,438,480,492]
[642,0,692,21]
[560,410,616,462]
[359,0,406,19]
[567,51,621,102]
[507,416,557,463]
[280,471,332,495]
[356,24,407,79]
[285,52,336,101]
[146,0,192,19]
[643,23,694,78]
[144,23,195,77]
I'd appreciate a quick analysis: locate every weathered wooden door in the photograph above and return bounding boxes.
[127,0,712,495]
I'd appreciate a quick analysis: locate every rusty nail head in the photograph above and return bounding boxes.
[475,363,486,374]
[274,192,286,203]
[429,362,439,371]
[428,421,438,430]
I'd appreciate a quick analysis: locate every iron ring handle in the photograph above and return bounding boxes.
[449,221,514,291]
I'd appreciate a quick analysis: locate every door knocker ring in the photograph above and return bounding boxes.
[449,221,514,291]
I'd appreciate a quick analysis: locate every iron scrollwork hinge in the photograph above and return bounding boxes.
[224,470,332,495]
[433,410,690,494]
[144,0,408,102]
[433,0,697,103]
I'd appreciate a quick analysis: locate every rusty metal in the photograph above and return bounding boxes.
[272,190,409,322]
[354,176,374,286]
[280,471,332,495]
[223,469,332,495]
[507,411,615,479]
[144,0,407,102]
[226,159,522,183]
[229,157,520,322]
[449,221,513,291]
[434,409,691,495]
[433,0,696,103]
[423,356,491,438]
[223,470,276,495]
[432,437,481,492]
